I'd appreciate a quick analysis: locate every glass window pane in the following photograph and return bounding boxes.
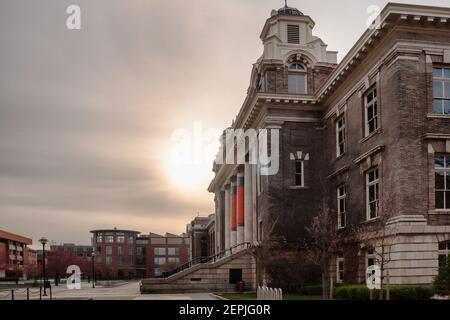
[439,255,447,267]
[445,83,450,98]
[435,156,445,168]
[445,68,450,79]
[367,105,374,119]
[446,192,450,209]
[434,99,443,114]
[296,174,302,186]
[433,68,443,78]
[444,100,450,115]
[436,172,445,189]
[439,243,447,250]
[446,156,450,168]
[295,161,302,174]
[434,81,443,98]
[369,120,376,133]
[436,191,445,209]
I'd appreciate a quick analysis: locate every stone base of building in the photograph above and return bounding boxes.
[140,249,256,294]
[380,216,450,285]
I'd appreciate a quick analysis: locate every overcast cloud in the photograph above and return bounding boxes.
[1,0,450,246]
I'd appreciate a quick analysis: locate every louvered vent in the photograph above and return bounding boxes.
[287,24,300,44]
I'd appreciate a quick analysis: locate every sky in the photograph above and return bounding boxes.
[1,0,450,247]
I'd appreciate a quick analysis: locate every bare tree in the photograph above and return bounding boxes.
[305,197,341,299]
[352,196,397,300]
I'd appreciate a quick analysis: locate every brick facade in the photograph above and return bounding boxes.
[209,3,450,287]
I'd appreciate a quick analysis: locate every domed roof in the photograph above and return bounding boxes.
[277,2,304,16]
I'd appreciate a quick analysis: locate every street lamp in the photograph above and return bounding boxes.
[39,237,48,296]
[91,252,96,288]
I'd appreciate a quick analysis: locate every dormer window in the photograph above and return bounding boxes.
[288,63,307,94]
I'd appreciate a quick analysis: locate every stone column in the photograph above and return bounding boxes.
[215,192,222,254]
[230,178,237,248]
[252,164,258,243]
[237,169,245,248]
[224,184,231,251]
[244,164,253,245]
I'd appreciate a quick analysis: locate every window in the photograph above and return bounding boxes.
[366,168,380,220]
[288,63,307,94]
[128,234,134,244]
[364,88,378,136]
[118,255,124,266]
[105,233,114,243]
[438,242,450,267]
[106,256,112,265]
[367,249,376,268]
[287,24,300,44]
[128,256,134,265]
[337,185,347,229]
[154,268,162,277]
[336,116,346,157]
[154,248,166,256]
[168,257,180,264]
[295,160,304,187]
[289,63,306,71]
[106,246,112,255]
[117,246,123,255]
[116,233,125,243]
[96,233,103,243]
[154,257,166,265]
[336,254,344,283]
[128,247,134,255]
[433,67,450,115]
[136,247,145,256]
[435,155,450,209]
[168,248,180,256]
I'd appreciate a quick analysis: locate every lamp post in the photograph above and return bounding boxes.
[91,252,96,288]
[39,237,48,296]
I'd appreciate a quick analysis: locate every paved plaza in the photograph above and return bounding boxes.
[0,281,219,300]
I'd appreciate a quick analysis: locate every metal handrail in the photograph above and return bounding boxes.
[161,242,252,278]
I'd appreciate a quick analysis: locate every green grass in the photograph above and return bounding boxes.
[217,292,322,300]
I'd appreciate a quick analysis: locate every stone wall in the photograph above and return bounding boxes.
[140,250,256,294]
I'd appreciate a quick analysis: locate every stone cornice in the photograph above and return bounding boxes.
[354,145,385,165]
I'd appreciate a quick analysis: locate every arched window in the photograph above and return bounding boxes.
[288,63,307,94]
[289,63,306,72]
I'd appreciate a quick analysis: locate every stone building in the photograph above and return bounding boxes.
[186,214,216,259]
[208,2,450,287]
[142,2,450,292]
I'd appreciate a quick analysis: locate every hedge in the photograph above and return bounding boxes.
[333,285,433,300]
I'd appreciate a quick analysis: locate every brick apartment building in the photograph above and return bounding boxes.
[0,229,37,280]
[205,2,450,287]
[91,228,189,279]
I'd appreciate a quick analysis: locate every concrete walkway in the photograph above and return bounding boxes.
[0,281,219,300]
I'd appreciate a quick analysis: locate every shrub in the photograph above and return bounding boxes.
[433,255,450,296]
[333,285,432,300]
[300,285,323,296]
[389,286,417,300]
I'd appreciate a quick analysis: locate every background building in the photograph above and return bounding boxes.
[0,229,35,280]
[91,228,189,279]
[186,214,216,259]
